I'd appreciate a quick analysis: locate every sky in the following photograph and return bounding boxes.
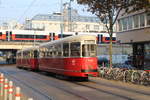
[0,0,95,24]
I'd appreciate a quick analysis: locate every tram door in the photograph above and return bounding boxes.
[133,43,144,69]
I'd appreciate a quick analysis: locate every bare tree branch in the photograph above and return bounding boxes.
[112,7,122,25]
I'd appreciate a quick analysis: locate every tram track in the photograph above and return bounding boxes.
[19,69,150,100]
[16,69,150,100]
[0,69,54,100]
[0,68,90,100]
[18,71,90,100]
[88,79,150,96]
[1,67,150,100]
[71,81,150,100]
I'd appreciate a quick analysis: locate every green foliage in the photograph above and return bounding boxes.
[77,0,150,68]
[77,0,150,29]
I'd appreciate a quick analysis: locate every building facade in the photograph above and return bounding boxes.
[24,7,107,33]
[0,20,23,30]
[117,10,150,70]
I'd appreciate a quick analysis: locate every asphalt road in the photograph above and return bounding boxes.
[0,65,150,100]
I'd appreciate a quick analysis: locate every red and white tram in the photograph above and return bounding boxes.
[16,34,98,78]
[38,34,98,78]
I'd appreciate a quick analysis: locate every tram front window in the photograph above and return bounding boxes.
[70,42,80,57]
[82,44,96,57]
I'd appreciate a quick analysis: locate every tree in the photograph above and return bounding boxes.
[77,0,150,68]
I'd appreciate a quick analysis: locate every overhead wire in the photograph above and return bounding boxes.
[18,0,39,51]
[17,0,38,22]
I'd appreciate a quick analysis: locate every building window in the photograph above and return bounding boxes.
[144,43,150,70]
[94,25,99,30]
[128,16,133,30]
[146,12,150,26]
[122,18,128,31]
[73,24,77,29]
[86,24,90,30]
[118,19,122,31]
[133,15,139,28]
[140,13,145,27]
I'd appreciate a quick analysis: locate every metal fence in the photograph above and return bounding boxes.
[98,67,150,86]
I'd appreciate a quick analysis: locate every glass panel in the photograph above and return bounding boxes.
[86,24,90,30]
[146,12,150,26]
[133,15,139,28]
[144,43,150,70]
[94,25,99,30]
[122,18,128,31]
[63,43,69,57]
[82,44,96,57]
[34,50,38,58]
[70,42,80,57]
[128,17,133,30]
[57,44,62,56]
[140,13,145,27]
[118,19,122,31]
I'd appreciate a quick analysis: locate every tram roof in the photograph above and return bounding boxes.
[39,34,96,47]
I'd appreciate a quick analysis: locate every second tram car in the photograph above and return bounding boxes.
[16,47,39,71]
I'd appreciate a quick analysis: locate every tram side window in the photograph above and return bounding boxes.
[23,51,28,59]
[43,48,48,57]
[52,46,58,57]
[55,44,62,57]
[39,48,47,58]
[39,49,43,58]
[34,50,38,58]
[47,46,53,57]
[29,51,34,58]
[47,50,52,57]
[70,42,80,57]
[17,53,21,59]
[82,44,96,57]
[58,45,62,56]
[63,43,69,57]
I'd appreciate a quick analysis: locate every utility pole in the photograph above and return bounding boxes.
[68,0,73,32]
[60,0,64,38]
[34,30,36,47]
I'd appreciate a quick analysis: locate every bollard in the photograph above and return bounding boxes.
[0,73,4,97]
[15,87,21,100]
[28,98,33,100]
[4,78,9,100]
[8,81,13,100]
